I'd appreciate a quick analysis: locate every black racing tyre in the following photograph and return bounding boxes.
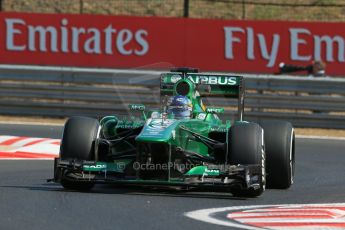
[60,116,100,190]
[60,116,99,160]
[228,122,265,197]
[259,120,295,189]
[60,178,95,191]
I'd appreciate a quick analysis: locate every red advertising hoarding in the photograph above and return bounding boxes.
[0,12,344,75]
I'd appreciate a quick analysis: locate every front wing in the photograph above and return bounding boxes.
[50,158,263,192]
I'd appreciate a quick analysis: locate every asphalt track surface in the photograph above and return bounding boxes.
[1,124,345,230]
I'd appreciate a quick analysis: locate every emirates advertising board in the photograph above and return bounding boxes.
[1,12,345,75]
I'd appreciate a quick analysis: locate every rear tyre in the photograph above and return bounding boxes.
[259,120,295,189]
[228,122,265,197]
[59,116,100,191]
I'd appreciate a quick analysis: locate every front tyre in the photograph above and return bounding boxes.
[228,123,266,197]
[59,116,100,191]
[259,120,295,189]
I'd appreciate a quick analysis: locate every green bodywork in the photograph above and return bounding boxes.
[98,116,228,176]
[51,69,270,196]
[92,72,244,178]
[54,70,268,196]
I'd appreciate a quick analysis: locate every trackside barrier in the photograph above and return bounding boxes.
[0,65,344,129]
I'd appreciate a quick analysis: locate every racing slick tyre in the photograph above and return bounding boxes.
[228,122,265,197]
[59,116,100,191]
[259,120,295,189]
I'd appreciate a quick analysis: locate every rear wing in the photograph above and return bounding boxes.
[160,72,245,120]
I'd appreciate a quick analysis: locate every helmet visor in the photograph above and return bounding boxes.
[167,105,191,119]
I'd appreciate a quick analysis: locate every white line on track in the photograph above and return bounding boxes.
[0,135,60,160]
[185,205,268,230]
[185,203,345,230]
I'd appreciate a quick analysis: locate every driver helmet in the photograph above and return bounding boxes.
[167,95,192,119]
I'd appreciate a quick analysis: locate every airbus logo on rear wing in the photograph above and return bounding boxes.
[162,73,240,86]
[186,74,239,86]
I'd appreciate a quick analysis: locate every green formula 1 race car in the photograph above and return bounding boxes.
[51,68,295,197]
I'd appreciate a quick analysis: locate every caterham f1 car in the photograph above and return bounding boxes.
[51,68,295,197]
